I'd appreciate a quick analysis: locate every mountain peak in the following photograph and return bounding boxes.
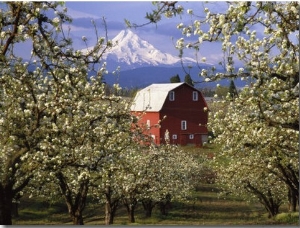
[103,29,196,70]
[113,29,136,41]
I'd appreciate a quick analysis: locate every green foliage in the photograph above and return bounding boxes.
[275,212,299,224]
[184,74,194,87]
[170,74,181,83]
[228,80,238,99]
[215,85,229,98]
[199,87,215,97]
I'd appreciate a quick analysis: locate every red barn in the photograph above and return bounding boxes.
[130,82,208,146]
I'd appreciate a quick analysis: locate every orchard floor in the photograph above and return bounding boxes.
[12,184,299,225]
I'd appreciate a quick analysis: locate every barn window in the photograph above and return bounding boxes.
[181,120,187,130]
[169,91,175,101]
[172,134,177,140]
[193,91,198,101]
[146,120,150,129]
[189,134,194,139]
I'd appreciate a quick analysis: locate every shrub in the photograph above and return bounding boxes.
[275,212,299,224]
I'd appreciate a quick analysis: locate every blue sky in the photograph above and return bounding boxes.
[63,1,227,64]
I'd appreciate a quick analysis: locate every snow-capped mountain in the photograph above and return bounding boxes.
[83,29,220,88]
[91,29,195,70]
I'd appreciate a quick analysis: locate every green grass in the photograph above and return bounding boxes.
[275,212,299,224]
[12,144,299,225]
[13,184,297,225]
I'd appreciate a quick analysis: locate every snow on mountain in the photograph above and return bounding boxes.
[106,29,195,67]
[83,29,196,70]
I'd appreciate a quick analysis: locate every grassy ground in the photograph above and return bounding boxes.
[13,184,298,225]
[12,144,299,225]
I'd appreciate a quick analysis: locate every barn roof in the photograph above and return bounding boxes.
[130,82,184,112]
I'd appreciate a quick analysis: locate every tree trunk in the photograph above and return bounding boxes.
[12,202,19,218]
[123,198,137,223]
[65,201,85,225]
[159,202,168,216]
[56,172,88,225]
[288,188,298,212]
[246,182,281,218]
[124,204,135,223]
[264,203,280,218]
[104,185,120,225]
[105,200,119,225]
[0,184,13,225]
[105,202,113,225]
[0,169,32,225]
[128,205,135,223]
[12,193,22,218]
[142,199,156,218]
[159,194,172,216]
[277,162,299,212]
[71,210,84,225]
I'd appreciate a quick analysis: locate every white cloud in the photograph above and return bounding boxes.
[66,7,101,19]
[62,24,91,32]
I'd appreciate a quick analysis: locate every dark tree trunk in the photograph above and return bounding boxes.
[123,198,137,223]
[12,202,19,218]
[104,185,120,225]
[0,168,32,225]
[124,204,135,223]
[261,192,281,218]
[159,194,172,216]
[56,172,88,225]
[264,203,280,218]
[71,210,84,225]
[159,202,168,216]
[128,205,135,223]
[142,199,156,218]
[105,199,119,225]
[65,199,85,225]
[0,185,13,225]
[246,182,281,218]
[11,193,22,218]
[276,160,299,212]
[288,188,298,212]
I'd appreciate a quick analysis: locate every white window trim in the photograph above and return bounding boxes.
[193,91,198,101]
[181,120,187,130]
[189,134,194,139]
[169,91,175,101]
[172,134,177,140]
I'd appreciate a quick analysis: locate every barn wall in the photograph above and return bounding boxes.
[131,111,161,144]
[159,84,208,146]
[131,83,209,146]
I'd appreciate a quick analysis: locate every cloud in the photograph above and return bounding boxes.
[65,4,101,19]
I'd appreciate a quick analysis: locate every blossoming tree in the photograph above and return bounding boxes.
[133,1,299,216]
[119,143,200,222]
[93,130,200,225]
[0,1,127,224]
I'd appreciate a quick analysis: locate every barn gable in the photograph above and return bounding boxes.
[130,82,184,112]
